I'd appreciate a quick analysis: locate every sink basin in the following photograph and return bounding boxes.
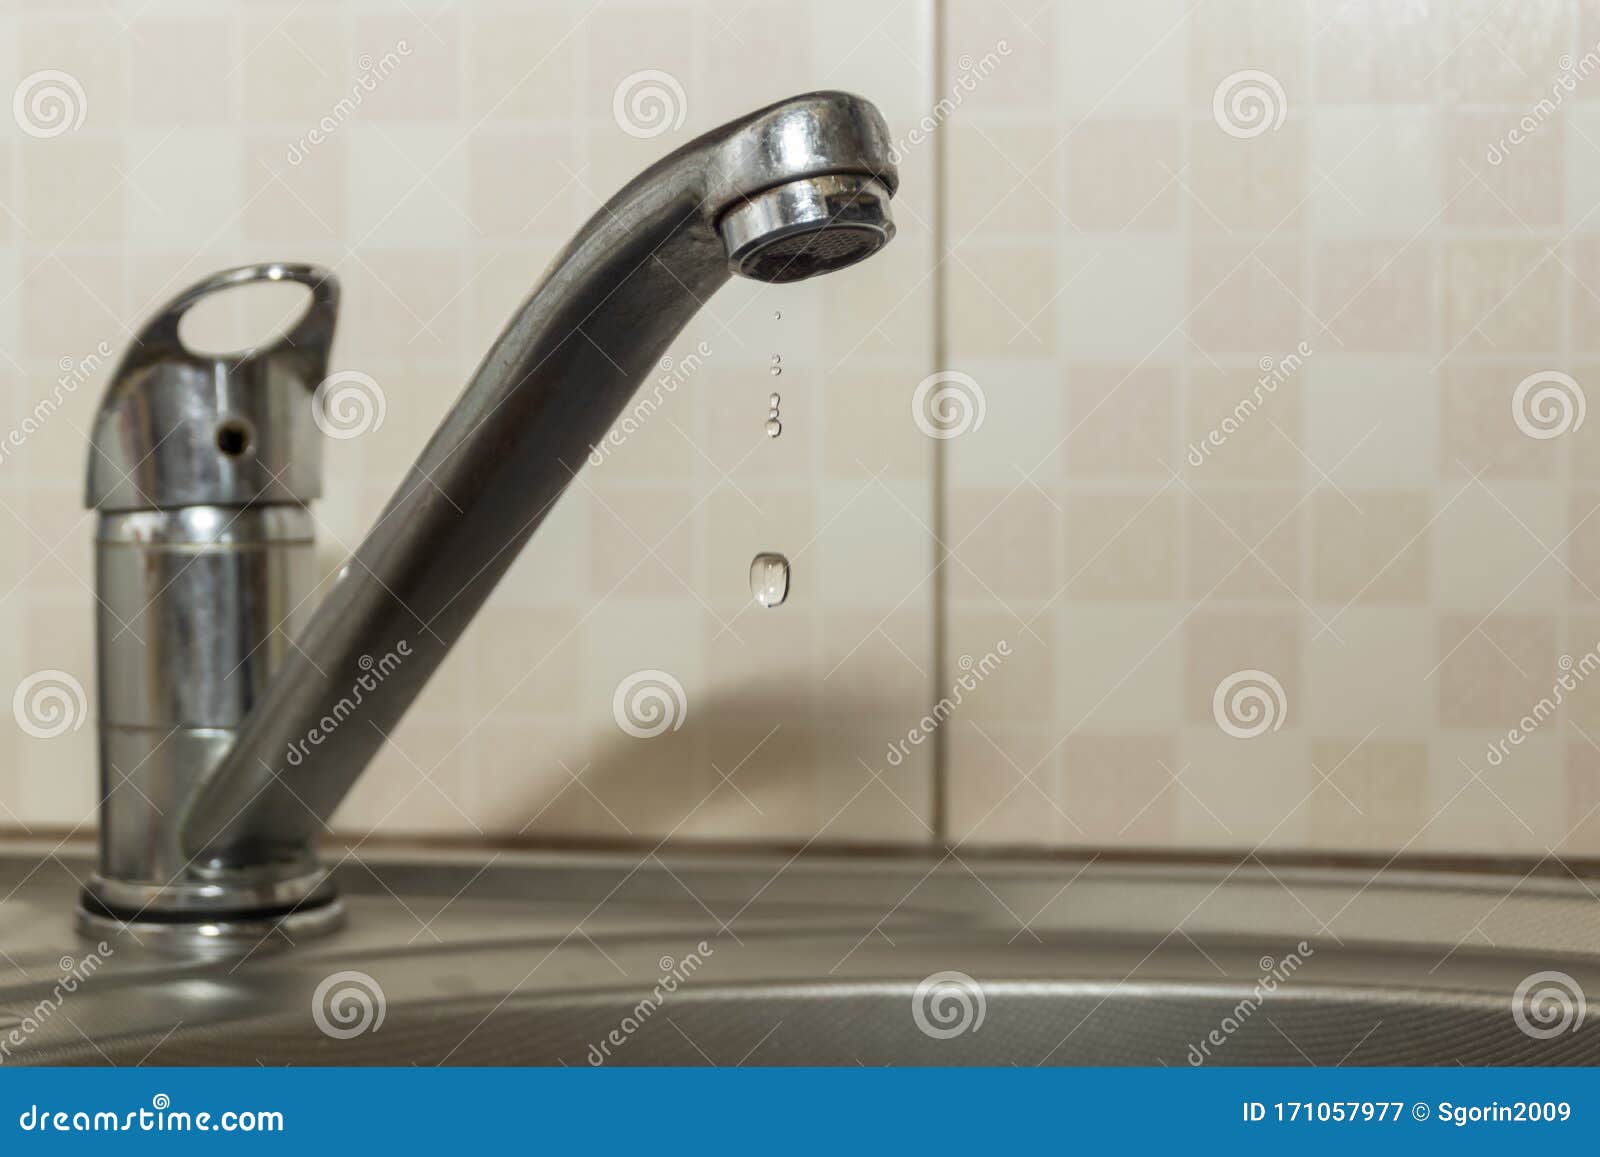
[3,844,1598,1066]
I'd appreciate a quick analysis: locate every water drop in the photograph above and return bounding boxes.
[765,418,782,438]
[767,407,780,420]
[773,310,782,320]
[749,552,790,608]
[769,392,780,407]
[771,353,781,364]
[769,365,781,376]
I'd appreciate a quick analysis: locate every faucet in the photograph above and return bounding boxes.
[80,91,897,945]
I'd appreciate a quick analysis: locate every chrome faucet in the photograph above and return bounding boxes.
[81,92,897,945]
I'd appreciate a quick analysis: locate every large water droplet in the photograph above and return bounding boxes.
[773,310,782,320]
[749,552,790,608]
[765,417,782,437]
[769,392,780,408]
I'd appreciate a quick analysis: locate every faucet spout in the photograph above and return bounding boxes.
[178,92,897,876]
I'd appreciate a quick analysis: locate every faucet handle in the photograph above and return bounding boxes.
[86,263,340,513]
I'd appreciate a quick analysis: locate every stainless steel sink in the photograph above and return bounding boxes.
[3,843,1598,1066]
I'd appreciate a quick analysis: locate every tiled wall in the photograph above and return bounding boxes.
[2,0,1598,862]
[941,0,1600,858]
[0,0,938,844]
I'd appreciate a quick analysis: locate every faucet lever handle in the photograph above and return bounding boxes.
[87,263,340,514]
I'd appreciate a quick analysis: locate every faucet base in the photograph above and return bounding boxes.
[76,885,345,955]
[78,862,344,952]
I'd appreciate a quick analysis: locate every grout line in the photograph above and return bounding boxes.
[930,0,950,848]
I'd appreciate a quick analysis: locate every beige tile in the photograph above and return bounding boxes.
[1064,0,1186,111]
[243,133,346,242]
[1442,241,1563,355]
[1184,611,1300,728]
[1057,605,1184,731]
[1061,364,1177,478]
[1307,739,1430,851]
[1309,109,1440,236]
[1187,0,1305,108]
[1569,490,1600,603]
[1311,490,1431,604]
[946,241,1058,357]
[1183,362,1304,480]
[1189,242,1308,356]
[1315,241,1433,353]
[1061,734,1178,845]
[1065,117,1180,231]
[1302,608,1432,734]
[1064,490,1178,601]
[1312,1,1438,103]
[1560,740,1600,857]
[351,13,461,121]
[1439,0,1568,104]
[19,136,127,244]
[465,5,580,122]
[1447,111,1563,229]
[1569,241,1600,356]
[1441,362,1563,479]
[946,619,1052,728]
[1184,489,1301,599]
[131,18,234,125]
[1437,613,1557,727]
[952,121,1065,237]
[466,128,578,239]
[1188,118,1304,233]
[584,5,699,132]
[948,487,1058,606]
[1177,727,1311,848]
[946,1,1058,113]
[240,14,351,124]
[947,725,1065,847]
[586,486,698,600]
[1433,482,1564,610]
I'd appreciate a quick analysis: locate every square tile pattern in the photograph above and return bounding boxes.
[0,1,1596,861]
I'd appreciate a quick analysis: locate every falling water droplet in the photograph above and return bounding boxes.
[767,408,780,420]
[765,417,782,437]
[773,310,782,320]
[749,552,790,608]
[769,392,780,408]
[769,365,782,376]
